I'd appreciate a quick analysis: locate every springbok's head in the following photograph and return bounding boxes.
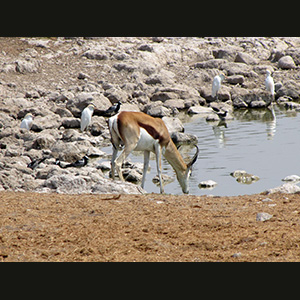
[176,144,199,194]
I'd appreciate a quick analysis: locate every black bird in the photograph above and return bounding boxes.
[27,156,47,170]
[56,155,89,169]
[97,101,121,117]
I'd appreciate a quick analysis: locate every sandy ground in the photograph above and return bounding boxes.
[1,190,300,262]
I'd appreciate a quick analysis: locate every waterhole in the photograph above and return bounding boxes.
[100,105,300,196]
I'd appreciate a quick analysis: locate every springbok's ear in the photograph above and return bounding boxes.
[187,145,199,169]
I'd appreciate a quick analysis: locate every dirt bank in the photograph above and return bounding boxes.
[1,190,300,262]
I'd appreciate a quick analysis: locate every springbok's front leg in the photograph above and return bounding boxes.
[155,142,164,193]
[111,146,118,180]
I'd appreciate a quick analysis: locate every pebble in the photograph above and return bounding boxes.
[232,252,242,258]
[256,212,273,222]
[198,180,217,189]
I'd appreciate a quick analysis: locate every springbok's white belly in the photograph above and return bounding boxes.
[134,128,157,152]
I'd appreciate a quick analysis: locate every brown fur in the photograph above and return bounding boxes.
[117,111,170,147]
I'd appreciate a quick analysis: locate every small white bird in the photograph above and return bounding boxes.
[265,70,275,100]
[212,73,226,100]
[81,103,95,132]
[20,113,33,130]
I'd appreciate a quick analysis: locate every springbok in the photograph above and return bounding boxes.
[108,111,199,194]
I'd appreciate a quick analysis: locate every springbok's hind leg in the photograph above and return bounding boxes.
[115,143,136,181]
[155,143,164,193]
[141,150,150,189]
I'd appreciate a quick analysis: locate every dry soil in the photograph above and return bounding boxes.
[1,190,300,262]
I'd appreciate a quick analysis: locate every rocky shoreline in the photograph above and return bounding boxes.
[1,37,300,194]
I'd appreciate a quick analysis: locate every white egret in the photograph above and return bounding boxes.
[212,73,226,100]
[81,103,95,132]
[20,113,33,130]
[265,70,275,101]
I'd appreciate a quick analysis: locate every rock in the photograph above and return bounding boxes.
[150,91,179,102]
[213,46,240,61]
[50,140,90,162]
[256,212,273,222]
[199,85,230,102]
[82,48,108,60]
[187,106,213,115]
[162,116,184,134]
[78,72,89,80]
[265,183,300,194]
[282,175,300,182]
[278,55,296,69]
[145,70,176,86]
[31,132,57,150]
[221,62,253,77]
[122,168,142,183]
[230,170,247,178]
[91,178,145,194]
[137,44,154,52]
[284,48,300,65]
[171,132,198,145]
[234,52,259,65]
[230,170,259,184]
[97,161,111,171]
[231,87,272,108]
[15,58,40,73]
[163,99,185,111]
[61,117,80,129]
[194,59,227,69]
[66,92,111,117]
[152,37,164,43]
[152,174,174,185]
[144,102,171,117]
[227,75,244,85]
[198,180,217,189]
[232,252,242,258]
[276,80,300,99]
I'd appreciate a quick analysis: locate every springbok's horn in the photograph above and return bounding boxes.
[187,144,199,168]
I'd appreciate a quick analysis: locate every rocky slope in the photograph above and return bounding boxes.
[1,37,300,194]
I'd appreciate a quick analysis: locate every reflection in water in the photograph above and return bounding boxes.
[212,121,227,148]
[266,104,276,139]
[233,106,277,140]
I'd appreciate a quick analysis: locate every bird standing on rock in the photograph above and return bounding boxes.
[20,113,33,130]
[81,103,95,132]
[100,101,121,117]
[265,70,275,101]
[212,74,226,100]
[56,155,89,168]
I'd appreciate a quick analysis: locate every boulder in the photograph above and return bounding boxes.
[15,58,40,73]
[221,62,253,77]
[278,55,296,69]
[227,75,245,85]
[171,132,198,145]
[82,48,109,60]
[276,80,300,99]
[143,102,171,117]
[234,52,259,65]
[264,183,300,194]
[187,106,213,115]
[66,92,112,117]
[162,116,184,134]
